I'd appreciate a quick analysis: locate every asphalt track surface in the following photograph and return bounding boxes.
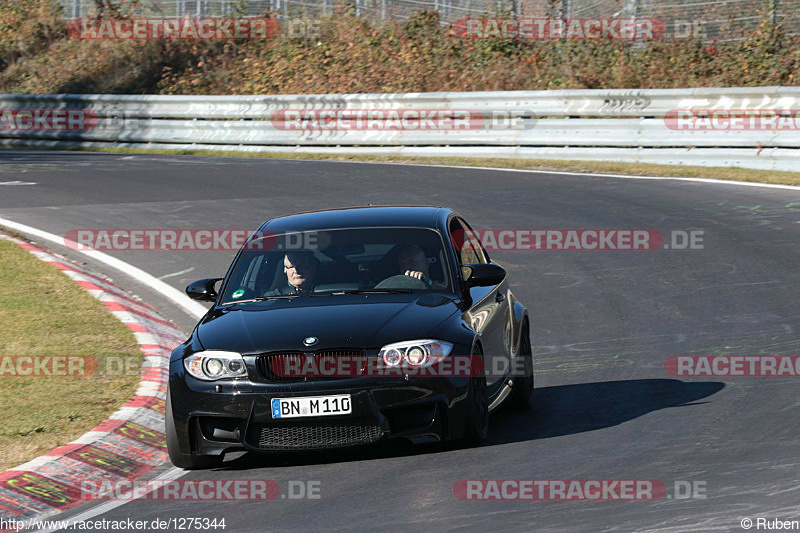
[1,149,800,532]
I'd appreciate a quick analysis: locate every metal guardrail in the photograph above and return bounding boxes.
[1,88,798,172]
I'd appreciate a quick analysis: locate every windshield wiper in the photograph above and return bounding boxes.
[226,289,413,303]
[224,295,293,304]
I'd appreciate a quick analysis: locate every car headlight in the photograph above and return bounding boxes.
[184,351,247,381]
[378,340,454,368]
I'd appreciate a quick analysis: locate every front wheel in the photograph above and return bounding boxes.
[166,388,222,470]
[508,322,534,410]
[462,347,489,444]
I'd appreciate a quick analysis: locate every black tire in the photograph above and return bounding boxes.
[508,322,534,410]
[462,347,489,444]
[166,389,222,470]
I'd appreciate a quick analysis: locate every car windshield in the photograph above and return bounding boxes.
[220,227,453,304]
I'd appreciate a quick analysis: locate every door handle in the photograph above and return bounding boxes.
[494,292,506,302]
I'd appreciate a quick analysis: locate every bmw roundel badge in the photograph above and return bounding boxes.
[303,336,318,347]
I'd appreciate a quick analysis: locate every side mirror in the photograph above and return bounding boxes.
[463,263,506,288]
[186,278,223,302]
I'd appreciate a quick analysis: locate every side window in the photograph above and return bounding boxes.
[450,218,486,266]
[461,219,489,264]
[449,218,466,266]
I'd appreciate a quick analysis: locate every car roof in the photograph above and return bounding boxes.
[258,206,454,233]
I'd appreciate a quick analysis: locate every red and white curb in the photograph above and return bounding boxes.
[0,232,185,525]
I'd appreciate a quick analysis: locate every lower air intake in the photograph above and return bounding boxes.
[254,422,383,450]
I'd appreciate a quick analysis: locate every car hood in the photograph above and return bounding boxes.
[195,293,460,354]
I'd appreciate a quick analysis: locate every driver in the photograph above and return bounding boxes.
[397,245,431,282]
[267,251,319,295]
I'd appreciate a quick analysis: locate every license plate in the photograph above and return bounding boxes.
[271,394,352,419]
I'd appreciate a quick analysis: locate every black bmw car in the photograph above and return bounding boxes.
[167,206,532,469]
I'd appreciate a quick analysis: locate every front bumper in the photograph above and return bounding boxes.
[168,357,470,456]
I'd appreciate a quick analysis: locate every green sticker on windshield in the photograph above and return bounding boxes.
[232,289,245,299]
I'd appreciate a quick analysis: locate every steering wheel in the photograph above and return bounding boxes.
[374,274,429,290]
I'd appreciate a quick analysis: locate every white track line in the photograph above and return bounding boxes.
[0,217,208,320]
[321,159,800,191]
[3,159,797,530]
[31,467,189,533]
[0,217,201,531]
[157,152,800,190]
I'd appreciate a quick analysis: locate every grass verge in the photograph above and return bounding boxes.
[25,145,800,186]
[0,237,142,472]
